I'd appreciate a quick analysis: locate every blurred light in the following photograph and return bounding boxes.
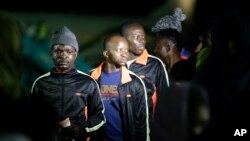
[177,0,197,21]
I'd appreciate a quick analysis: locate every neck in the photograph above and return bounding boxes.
[54,67,74,74]
[104,62,121,73]
[170,54,181,68]
[129,52,139,60]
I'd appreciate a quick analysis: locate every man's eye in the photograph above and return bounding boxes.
[68,50,74,54]
[55,50,61,54]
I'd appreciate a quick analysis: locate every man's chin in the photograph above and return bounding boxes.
[116,63,125,67]
[57,66,70,71]
[58,65,68,69]
[135,50,144,55]
[120,63,126,66]
[137,47,145,53]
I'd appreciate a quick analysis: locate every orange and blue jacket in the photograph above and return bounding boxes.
[90,62,150,141]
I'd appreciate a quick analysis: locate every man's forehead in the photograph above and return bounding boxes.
[53,44,74,49]
[128,31,145,36]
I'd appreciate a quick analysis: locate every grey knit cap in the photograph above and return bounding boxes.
[50,26,79,52]
[151,7,186,33]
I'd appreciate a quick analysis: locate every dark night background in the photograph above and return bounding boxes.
[1,0,249,140]
[1,0,248,17]
[1,0,249,33]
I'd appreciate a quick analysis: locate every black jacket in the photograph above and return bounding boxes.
[31,68,105,141]
[90,63,150,141]
[126,50,170,119]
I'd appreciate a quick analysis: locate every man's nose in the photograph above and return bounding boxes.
[59,51,67,58]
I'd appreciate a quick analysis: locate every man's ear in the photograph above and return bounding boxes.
[103,50,109,58]
[50,46,55,56]
[50,46,53,55]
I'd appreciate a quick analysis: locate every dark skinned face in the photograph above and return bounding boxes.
[125,25,146,56]
[154,37,175,66]
[106,38,129,67]
[51,44,77,73]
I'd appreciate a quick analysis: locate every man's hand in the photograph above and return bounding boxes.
[62,124,81,138]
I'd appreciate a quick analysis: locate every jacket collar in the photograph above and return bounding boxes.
[51,67,77,75]
[91,62,132,84]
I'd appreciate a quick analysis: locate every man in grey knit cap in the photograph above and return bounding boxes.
[30,26,105,141]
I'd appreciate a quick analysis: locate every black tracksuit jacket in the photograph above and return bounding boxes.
[31,68,105,141]
[90,63,150,141]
